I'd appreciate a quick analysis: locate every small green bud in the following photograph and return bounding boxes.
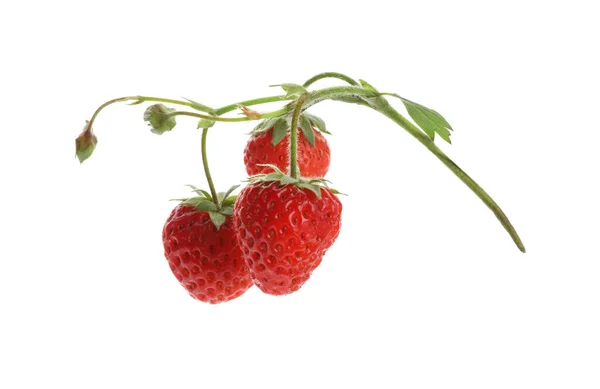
[144,104,176,134]
[75,121,98,163]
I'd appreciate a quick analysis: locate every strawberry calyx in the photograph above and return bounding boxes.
[174,184,240,229]
[247,164,340,199]
[250,111,330,147]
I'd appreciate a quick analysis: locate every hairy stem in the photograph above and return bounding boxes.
[214,95,291,116]
[201,128,219,204]
[376,100,526,253]
[171,107,287,123]
[302,72,359,88]
[289,95,306,179]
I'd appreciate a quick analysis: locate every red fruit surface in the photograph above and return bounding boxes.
[162,205,252,304]
[244,127,330,177]
[233,183,342,295]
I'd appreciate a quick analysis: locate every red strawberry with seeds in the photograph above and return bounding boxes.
[162,187,252,304]
[244,126,330,177]
[234,175,342,295]
[244,113,331,178]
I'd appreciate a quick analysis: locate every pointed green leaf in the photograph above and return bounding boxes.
[303,113,329,135]
[208,211,227,229]
[270,83,308,99]
[299,116,315,146]
[401,98,453,143]
[271,118,289,146]
[144,104,176,135]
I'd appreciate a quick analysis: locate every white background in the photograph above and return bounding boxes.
[1,1,599,388]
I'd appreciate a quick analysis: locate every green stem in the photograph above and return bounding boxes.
[201,128,219,204]
[375,100,526,253]
[302,72,359,88]
[171,107,288,123]
[214,95,291,116]
[289,95,306,179]
[87,96,215,129]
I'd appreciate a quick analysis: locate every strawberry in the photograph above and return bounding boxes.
[162,187,252,304]
[233,174,342,295]
[244,126,330,177]
[244,112,331,178]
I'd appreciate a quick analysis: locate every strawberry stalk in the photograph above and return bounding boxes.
[200,127,219,205]
[288,94,307,179]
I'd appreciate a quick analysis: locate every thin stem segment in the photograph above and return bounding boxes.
[302,72,359,88]
[170,107,287,123]
[289,95,306,179]
[375,100,526,253]
[201,128,219,204]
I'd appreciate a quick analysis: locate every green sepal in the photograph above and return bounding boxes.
[208,211,227,230]
[271,118,289,146]
[270,83,308,99]
[299,115,315,146]
[197,118,215,129]
[217,184,240,206]
[359,79,380,93]
[220,206,234,216]
[185,184,213,201]
[221,196,237,208]
[246,165,343,200]
[296,182,322,198]
[181,198,218,212]
[144,104,176,135]
[303,112,330,135]
[183,98,215,114]
[75,121,97,163]
[251,117,279,134]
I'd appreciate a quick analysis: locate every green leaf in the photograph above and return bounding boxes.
[303,113,329,134]
[197,118,215,129]
[401,98,453,143]
[296,182,322,199]
[270,83,308,99]
[208,211,227,230]
[144,104,176,135]
[271,118,289,146]
[75,121,97,163]
[299,116,315,146]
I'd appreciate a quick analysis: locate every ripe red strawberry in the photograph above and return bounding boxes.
[244,125,330,177]
[233,181,342,295]
[163,204,252,304]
